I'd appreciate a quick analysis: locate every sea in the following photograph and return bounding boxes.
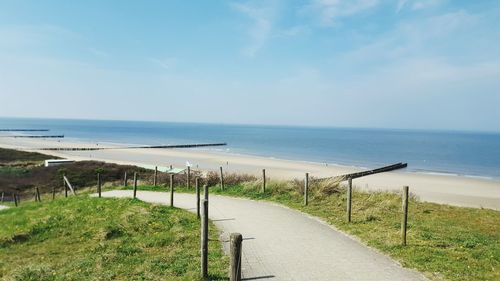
[1,117,500,179]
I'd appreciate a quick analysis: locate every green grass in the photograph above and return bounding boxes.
[128,183,500,281]
[0,196,228,280]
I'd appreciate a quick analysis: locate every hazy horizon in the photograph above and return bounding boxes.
[1,1,499,132]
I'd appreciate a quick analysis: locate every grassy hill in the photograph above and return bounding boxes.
[0,196,228,280]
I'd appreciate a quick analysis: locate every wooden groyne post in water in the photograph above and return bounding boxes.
[230,233,243,281]
[347,178,353,223]
[201,199,209,279]
[402,186,409,246]
[133,172,138,199]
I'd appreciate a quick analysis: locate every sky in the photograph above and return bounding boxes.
[0,0,499,132]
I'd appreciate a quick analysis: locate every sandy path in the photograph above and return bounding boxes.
[100,190,427,281]
[0,205,9,211]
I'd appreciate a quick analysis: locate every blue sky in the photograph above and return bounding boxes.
[0,0,499,131]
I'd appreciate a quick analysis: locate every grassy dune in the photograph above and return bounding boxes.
[129,179,500,281]
[0,197,228,280]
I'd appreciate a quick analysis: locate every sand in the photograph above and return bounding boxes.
[1,137,499,210]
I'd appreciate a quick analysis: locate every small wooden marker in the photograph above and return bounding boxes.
[201,199,209,279]
[220,166,224,191]
[0,192,4,202]
[35,187,41,202]
[13,194,18,207]
[52,186,56,200]
[133,172,138,199]
[402,186,409,246]
[97,173,102,198]
[262,169,266,193]
[196,177,201,219]
[304,172,309,206]
[170,174,174,207]
[347,178,353,223]
[187,166,191,189]
[124,171,128,187]
[154,166,158,186]
[230,233,243,281]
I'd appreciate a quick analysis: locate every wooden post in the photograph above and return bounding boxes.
[201,199,209,279]
[35,187,41,202]
[187,166,191,189]
[262,169,266,193]
[34,188,38,202]
[97,173,102,198]
[196,177,201,219]
[402,186,409,246]
[204,184,209,201]
[52,186,56,200]
[0,192,4,202]
[347,178,352,223]
[133,172,138,199]
[230,233,243,281]
[220,166,224,191]
[170,174,174,207]
[63,174,68,198]
[13,193,18,207]
[154,166,158,186]
[124,171,128,187]
[304,172,309,206]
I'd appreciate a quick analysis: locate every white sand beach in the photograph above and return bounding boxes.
[1,137,499,210]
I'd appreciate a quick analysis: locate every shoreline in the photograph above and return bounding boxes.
[1,136,499,210]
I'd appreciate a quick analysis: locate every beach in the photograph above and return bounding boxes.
[1,136,499,210]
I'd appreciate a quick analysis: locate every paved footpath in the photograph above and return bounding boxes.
[101,190,427,281]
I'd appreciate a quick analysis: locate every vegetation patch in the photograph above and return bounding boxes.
[0,197,228,280]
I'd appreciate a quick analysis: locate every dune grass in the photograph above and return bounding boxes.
[0,196,228,281]
[128,181,500,281]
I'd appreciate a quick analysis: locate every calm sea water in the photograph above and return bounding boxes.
[1,117,500,179]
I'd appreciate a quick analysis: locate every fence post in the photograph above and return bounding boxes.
[347,177,352,223]
[133,172,138,199]
[154,166,158,186]
[97,173,102,198]
[304,173,309,206]
[36,187,41,202]
[230,233,243,281]
[402,186,409,246]
[262,169,266,193]
[63,174,68,198]
[170,174,174,207]
[201,199,209,279]
[196,177,201,219]
[124,171,128,187]
[0,192,4,202]
[52,186,56,200]
[204,184,209,201]
[187,166,191,189]
[13,194,18,207]
[220,166,224,191]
